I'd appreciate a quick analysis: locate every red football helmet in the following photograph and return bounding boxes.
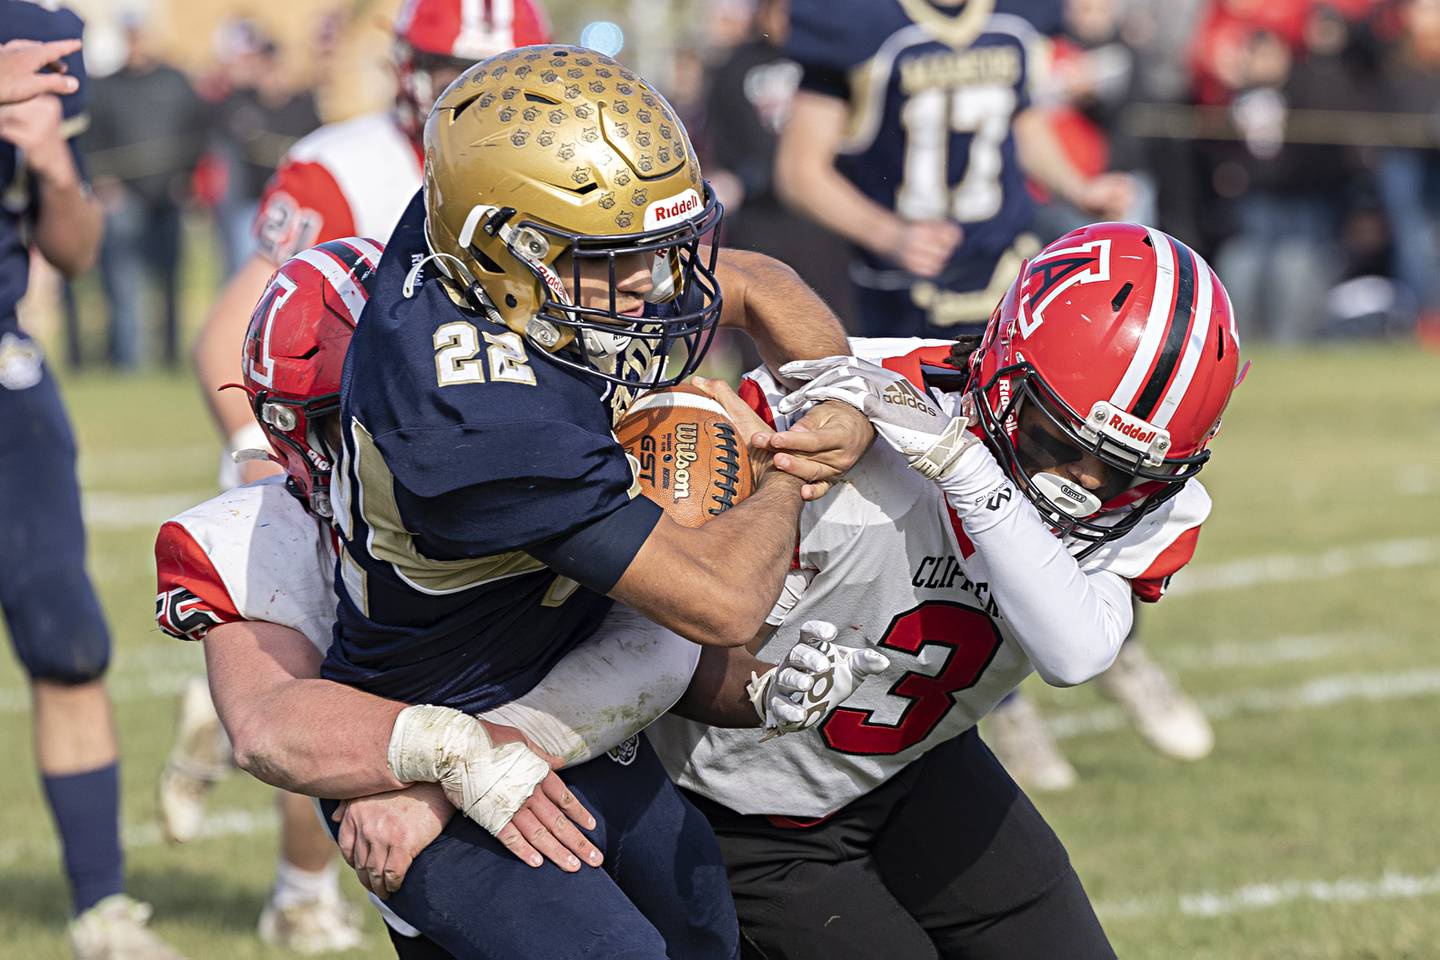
[393,0,552,141]
[241,237,384,517]
[968,222,1241,552]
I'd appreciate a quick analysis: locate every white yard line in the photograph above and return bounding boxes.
[0,807,276,868]
[1170,537,1440,596]
[0,669,196,714]
[1097,867,1440,921]
[1045,668,1440,740]
[1162,632,1379,671]
[82,490,213,531]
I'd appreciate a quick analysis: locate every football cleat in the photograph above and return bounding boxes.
[982,693,1078,793]
[157,677,232,845]
[1097,641,1214,761]
[257,891,365,955]
[69,894,186,960]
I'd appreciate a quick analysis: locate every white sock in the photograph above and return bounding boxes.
[270,859,339,910]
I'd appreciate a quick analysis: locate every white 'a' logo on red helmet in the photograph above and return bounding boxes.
[1016,238,1111,340]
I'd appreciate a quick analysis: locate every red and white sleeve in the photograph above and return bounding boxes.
[252,159,357,264]
[154,522,242,642]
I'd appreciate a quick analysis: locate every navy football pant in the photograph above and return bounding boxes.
[0,330,110,683]
[686,727,1114,960]
[327,735,739,960]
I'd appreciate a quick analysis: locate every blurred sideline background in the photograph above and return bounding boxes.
[3,0,1439,957]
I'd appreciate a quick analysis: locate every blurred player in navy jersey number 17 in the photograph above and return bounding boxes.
[0,4,182,958]
[776,0,1133,339]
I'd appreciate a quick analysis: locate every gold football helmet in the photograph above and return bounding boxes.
[423,44,724,387]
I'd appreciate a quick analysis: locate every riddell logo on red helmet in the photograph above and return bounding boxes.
[1108,414,1157,445]
[1086,401,1170,464]
[644,189,702,230]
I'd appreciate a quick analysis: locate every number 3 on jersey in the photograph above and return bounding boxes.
[822,600,1001,755]
[433,322,537,387]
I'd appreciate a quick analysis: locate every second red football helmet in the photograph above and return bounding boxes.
[241,237,384,517]
[392,0,552,141]
[968,222,1241,551]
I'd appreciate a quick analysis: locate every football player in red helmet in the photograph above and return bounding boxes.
[965,221,1239,555]
[648,223,1239,959]
[168,3,553,947]
[392,0,550,142]
[235,237,383,518]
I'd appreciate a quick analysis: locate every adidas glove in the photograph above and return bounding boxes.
[778,356,1017,523]
[778,356,979,481]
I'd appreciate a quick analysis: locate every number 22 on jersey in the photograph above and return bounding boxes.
[433,322,537,387]
[896,84,1017,224]
[822,600,1002,755]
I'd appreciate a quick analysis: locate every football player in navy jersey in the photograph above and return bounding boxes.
[0,5,182,957]
[325,46,875,958]
[776,0,1134,339]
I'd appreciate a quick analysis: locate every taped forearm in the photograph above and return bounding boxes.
[387,705,550,835]
[943,449,1132,686]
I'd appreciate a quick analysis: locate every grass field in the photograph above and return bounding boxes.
[1,342,1437,958]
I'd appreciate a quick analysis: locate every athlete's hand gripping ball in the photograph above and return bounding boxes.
[779,356,980,482]
[748,620,890,741]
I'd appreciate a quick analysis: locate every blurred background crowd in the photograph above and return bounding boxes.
[17,0,1440,370]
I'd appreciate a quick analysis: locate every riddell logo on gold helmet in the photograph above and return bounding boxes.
[645,189,702,230]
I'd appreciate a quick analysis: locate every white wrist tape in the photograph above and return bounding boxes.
[386,704,550,835]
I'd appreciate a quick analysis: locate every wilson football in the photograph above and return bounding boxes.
[616,384,754,527]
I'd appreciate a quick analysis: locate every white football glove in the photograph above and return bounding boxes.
[386,704,550,836]
[778,356,980,482]
[747,620,890,741]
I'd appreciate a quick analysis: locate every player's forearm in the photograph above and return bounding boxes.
[716,248,850,377]
[32,158,100,276]
[774,91,906,259]
[671,640,770,728]
[775,151,901,258]
[943,450,1132,686]
[613,472,805,647]
[1013,109,1088,209]
[193,256,279,437]
[226,677,408,797]
[203,621,407,797]
[479,603,702,765]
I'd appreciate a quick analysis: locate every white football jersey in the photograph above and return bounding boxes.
[253,112,422,265]
[156,477,336,651]
[648,338,1210,817]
